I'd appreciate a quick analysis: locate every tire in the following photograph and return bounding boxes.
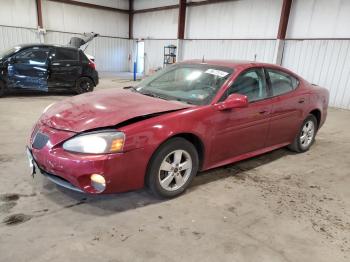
[146,137,199,198]
[0,81,5,97]
[288,114,318,153]
[75,77,95,94]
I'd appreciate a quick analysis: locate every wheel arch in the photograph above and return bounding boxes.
[309,109,321,129]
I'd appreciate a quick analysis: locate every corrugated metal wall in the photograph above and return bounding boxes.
[133,9,178,39]
[282,40,350,110]
[287,0,350,39]
[0,26,41,51]
[185,0,282,39]
[182,39,276,63]
[42,0,129,38]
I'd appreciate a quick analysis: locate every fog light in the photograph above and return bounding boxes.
[90,174,106,193]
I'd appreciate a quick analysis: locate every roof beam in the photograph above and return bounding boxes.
[277,0,293,39]
[47,0,129,14]
[177,0,186,39]
[36,0,43,28]
[129,0,133,39]
[133,0,235,14]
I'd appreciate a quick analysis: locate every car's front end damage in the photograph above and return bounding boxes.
[27,120,152,194]
[26,88,192,194]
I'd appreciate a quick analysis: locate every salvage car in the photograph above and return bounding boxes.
[26,60,329,198]
[0,33,98,97]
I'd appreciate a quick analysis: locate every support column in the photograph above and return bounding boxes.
[36,0,45,43]
[273,0,292,65]
[129,0,133,39]
[176,0,186,62]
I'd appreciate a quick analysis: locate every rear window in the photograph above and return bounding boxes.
[54,48,78,61]
[267,69,299,96]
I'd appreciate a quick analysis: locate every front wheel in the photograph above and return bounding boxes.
[288,114,317,153]
[75,77,95,94]
[146,138,199,198]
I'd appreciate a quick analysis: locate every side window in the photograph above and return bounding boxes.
[15,48,49,65]
[267,69,299,96]
[53,48,78,61]
[224,68,267,102]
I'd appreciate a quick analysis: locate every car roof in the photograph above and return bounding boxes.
[179,59,299,77]
[14,43,78,50]
[180,59,287,70]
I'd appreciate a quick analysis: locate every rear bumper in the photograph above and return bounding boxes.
[92,71,99,86]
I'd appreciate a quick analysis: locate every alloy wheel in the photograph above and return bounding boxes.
[300,120,315,149]
[158,150,193,191]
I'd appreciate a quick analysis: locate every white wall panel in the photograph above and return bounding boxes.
[282,40,350,109]
[143,39,177,74]
[0,0,37,28]
[134,0,178,10]
[287,0,350,39]
[45,31,132,72]
[0,26,40,53]
[133,9,178,39]
[42,0,129,37]
[185,0,282,39]
[182,39,276,63]
[75,0,129,9]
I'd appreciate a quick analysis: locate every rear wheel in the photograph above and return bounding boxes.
[75,77,94,94]
[147,138,199,198]
[0,81,5,97]
[288,114,317,153]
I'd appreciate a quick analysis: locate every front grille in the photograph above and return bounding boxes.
[32,132,49,149]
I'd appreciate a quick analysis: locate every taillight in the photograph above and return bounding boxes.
[88,60,96,70]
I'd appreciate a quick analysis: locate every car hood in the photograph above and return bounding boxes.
[41,89,191,133]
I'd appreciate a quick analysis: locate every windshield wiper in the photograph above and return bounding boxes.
[139,91,168,100]
[123,86,138,92]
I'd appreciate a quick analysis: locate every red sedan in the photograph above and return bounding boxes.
[27,60,329,198]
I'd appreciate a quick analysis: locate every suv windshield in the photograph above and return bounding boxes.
[136,64,233,105]
[0,46,21,59]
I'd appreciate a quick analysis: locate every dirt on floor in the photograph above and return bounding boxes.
[0,72,349,262]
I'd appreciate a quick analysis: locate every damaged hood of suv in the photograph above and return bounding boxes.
[40,89,192,133]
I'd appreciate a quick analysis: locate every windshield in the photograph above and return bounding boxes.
[0,46,20,59]
[135,64,233,105]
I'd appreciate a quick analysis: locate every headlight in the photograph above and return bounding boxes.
[63,131,125,154]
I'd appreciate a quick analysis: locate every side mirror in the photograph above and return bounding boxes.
[215,93,248,111]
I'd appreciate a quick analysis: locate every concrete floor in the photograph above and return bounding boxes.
[0,73,349,262]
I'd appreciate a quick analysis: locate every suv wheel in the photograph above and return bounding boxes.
[75,77,94,94]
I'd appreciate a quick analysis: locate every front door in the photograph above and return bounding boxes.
[7,47,49,91]
[209,68,272,164]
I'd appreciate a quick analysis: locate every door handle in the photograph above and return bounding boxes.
[298,98,305,104]
[259,109,269,115]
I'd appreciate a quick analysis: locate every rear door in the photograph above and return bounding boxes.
[7,47,49,91]
[48,47,81,89]
[264,68,306,147]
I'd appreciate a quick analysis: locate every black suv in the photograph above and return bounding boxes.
[0,39,99,97]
